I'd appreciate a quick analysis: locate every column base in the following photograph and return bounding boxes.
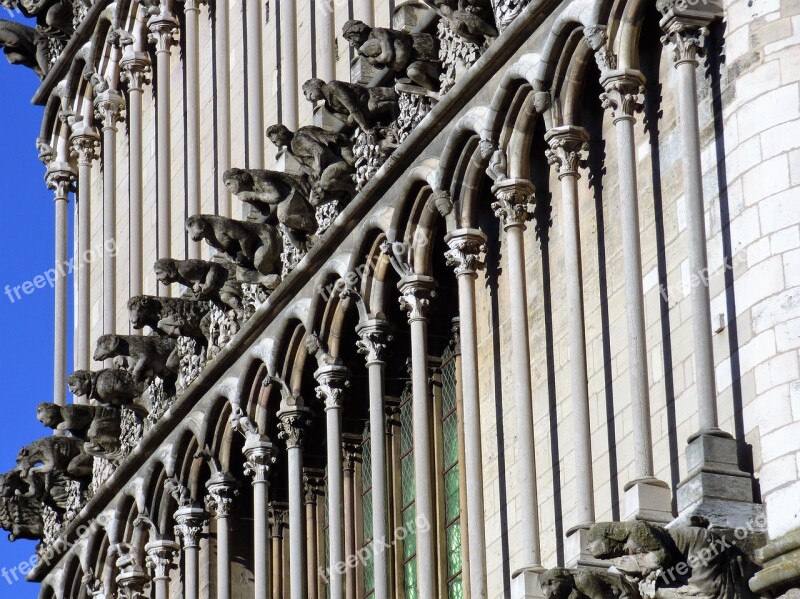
[675,432,762,530]
[622,477,674,523]
[564,527,610,568]
[511,566,546,599]
[750,529,800,598]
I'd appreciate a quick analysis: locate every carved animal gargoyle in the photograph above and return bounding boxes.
[0,19,50,78]
[7,0,75,37]
[267,124,356,207]
[16,435,93,487]
[342,20,441,92]
[424,0,498,44]
[38,403,124,460]
[185,215,283,278]
[93,334,179,387]
[223,168,317,251]
[586,521,759,599]
[302,78,398,133]
[0,469,44,541]
[128,295,211,347]
[154,257,244,316]
[541,567,640,599]
[67,368,145,406]
[36,402,95,439]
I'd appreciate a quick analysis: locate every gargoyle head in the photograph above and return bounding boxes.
[128,296,160,330]
[342,20,371,47]
[223,168,254,195]
[94,334,122,361]
[185,215,210,243]
[154,258,179,284]
[302,78,326,103]
[36,403,63,429]
[266,124,293,149]
[67,370,94,397]
[541,568,577,599]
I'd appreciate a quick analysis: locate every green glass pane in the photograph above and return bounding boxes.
[441,357,457,415]
[362,438,372,489]
[364,540,375,593]
[444,465,460,522]
[404,557,418,599]
[448,575,464,599]
[401,456,415,507]
[446,522,463,576]
[443,414,459,468]
[363,489,373,541]
[400,397,413,453]
[401,506,417,560]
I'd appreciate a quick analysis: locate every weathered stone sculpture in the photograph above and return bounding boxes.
[83,407,123,459]
[128,295,211,347]
[586,521,758,599]
[425,0,498,44]
[16,436,93,484]
[342,20,440,92]
[266,124,357,206]
[36,402,95,439]
[67,368,144,406]
[154,257,244,316]
[0,19,49,78]
[93,334,179,386]
[223,168,317,250]
[302,78,398,133]
[185,215,283,277]
[10,0,75,36]
[0,469,44,541]
[541,567,640,599]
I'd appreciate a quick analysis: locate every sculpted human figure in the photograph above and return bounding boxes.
[223,168,317,250]
[480,138,508,182]
[36,402,95,439]
[0,470,44,541]
[83,407,123,459]
[0,19,49,78]
[12,0,74,36]
[342,20,440,92]
[93,334,179,386]
[302,78,398,133]
[128,295,211,347]
[154,257,244,316]
[67,368,144,406]
[267,124,357,206]
[185,215,283,277]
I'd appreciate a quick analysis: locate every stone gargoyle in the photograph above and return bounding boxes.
[7,0,75,37]
[267,124,357,206]
[223,168,317,251]
[36,402,95,439]
[0,19,50,78]
[93,334,179,387]
[185,215,283,278]
[342,20,440,92]
[16,435,93,488]
[0,469,44,541]
[128,295,211,347]
[67,368,144,406]
[586,521,759,599]
[424,0,498,44]
[154,257,244,316]
[302,78,398,133]
[36,402,123,460]
[541,567,640,599]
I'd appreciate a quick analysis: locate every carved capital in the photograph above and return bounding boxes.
[205,474,238,518]
[268,503,287,538]
[661,20,708,66]
[342,436,361,473]
[277,407,312,449]
[45,163,76,199]
[120,51,152,91]
[398,275,436,321]
[304,470,324,504]
[69,126,100,166]
[173,505,206,548]
[491,178,534,229]
[94,89,126,131]
[355,318,393,365]
[444,228,487,278]
[147,10,180,53]
[314,363,350,410]
[144,539,179,580]
[243,439,274,483]
[116,569,150,599]
[544,126,590,179]
[599,69,646,122]
[184,0,206,12]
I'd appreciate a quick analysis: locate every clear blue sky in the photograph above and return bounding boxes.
[0,12,74,597]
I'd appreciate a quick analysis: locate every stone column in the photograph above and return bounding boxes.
[174,505,207,599]
[116,564,150,599]
[398,274,437,597]
[147,6,179,291]
[119,48,150,302]
[444,229,489,597]
[145,540,179,599]
[269,504,287,599]
[600,68,673,522]
[246,0,264,167]
[316,365,349,599]
[304,472,323,599]
[46,164,75,407]
[278,406,312,599]
[356,319,392,599]
[343,440,359,599]
[280,0,298,130]
[491,180,544,581]
[206,473,238,599]
[544,126,596,562]
[244,438,274,599]
[317,0,335,82]
[184,0,203,257]
[94,86,125,346]
[213,0,231,216]
[68,124,99,375]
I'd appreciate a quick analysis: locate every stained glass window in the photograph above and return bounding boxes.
[361,422,374,597]
[399,384,417,599]
[440,344,463,598]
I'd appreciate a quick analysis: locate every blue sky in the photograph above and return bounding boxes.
[0,12,74,597]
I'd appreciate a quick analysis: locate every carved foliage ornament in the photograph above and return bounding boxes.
[205,481,238,518]
[662,22,708,66]
[356,326,393,364]
[444,233,486,277]
[399,280,436,321]
[599,72,646,121]
[491,183,534,227]
[277,410,312,449]
[545,129,590,179]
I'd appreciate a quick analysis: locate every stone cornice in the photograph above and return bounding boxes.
[27,0,566,581]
